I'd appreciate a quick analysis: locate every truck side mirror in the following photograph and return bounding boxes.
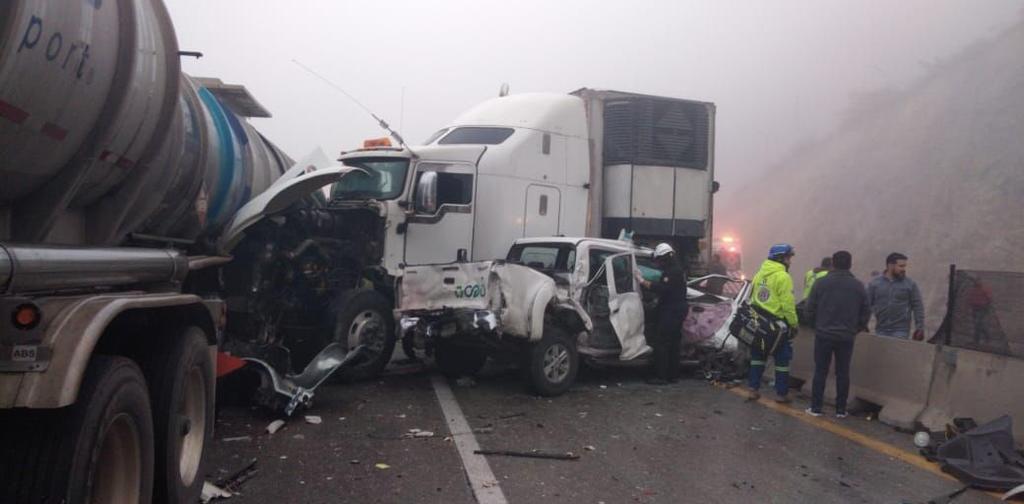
[415,171,438,214]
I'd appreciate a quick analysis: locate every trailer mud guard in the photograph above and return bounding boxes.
[5,293,212,408]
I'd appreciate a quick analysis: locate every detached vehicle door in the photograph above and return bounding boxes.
[604,253,650,360]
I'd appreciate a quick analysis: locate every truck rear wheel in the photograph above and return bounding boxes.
[330,289,397,381]
[145,327,214,504]
[526,325,579,396]
[436,342,487,378]
[0,356,154,504]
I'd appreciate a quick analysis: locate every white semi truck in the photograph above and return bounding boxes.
[225,89,719,388]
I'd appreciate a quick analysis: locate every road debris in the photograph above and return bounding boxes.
[201,482,233,503]
[474,449,580,461]
[922,415,1024,490]
[222,436,252,442]
[455,376,477,387]
[584,445,596,451]
[304,415,322,425]
[1004,482,1024,500]
[498,412,526,420]
[375,463,391,470]
[216,458,258,493]
[266,419,286,434]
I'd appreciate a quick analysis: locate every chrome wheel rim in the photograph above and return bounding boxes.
[178,365,206,487]
[543,343,571,383]
[91,413,142,504]
[347,310,386,354]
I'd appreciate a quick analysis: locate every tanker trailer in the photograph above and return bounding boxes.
[0,0,302,502]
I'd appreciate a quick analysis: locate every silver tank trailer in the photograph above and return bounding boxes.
[0,0,290,247]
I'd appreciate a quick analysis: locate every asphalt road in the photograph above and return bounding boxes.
[204,362,995,504]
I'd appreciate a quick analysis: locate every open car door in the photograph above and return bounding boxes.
[604,253,651,360]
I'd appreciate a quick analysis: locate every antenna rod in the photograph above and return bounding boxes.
[291,59,407,148]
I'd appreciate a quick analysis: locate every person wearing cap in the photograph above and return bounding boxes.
[803,250,870,418]
[638,243,688,385]
[747,243,799,402]
[803,257,832,300]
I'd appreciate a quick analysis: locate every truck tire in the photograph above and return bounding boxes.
[526,325,579,397]
[435,342,487,378]
[0,356,154,504]
[330,289,396,381]
[145,327,214,504]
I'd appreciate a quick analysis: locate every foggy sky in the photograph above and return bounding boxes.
[167,0,1020,198]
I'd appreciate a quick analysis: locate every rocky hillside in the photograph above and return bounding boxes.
[718,19,1024,333]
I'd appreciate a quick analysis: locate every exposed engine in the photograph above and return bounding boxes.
[220,203,386,372]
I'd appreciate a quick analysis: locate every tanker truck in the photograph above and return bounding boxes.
[0,1,298,502]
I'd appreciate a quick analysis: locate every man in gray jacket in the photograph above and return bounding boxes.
[805,250,870,418]
[868,252,925,340]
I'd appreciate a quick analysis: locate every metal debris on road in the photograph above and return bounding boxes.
[474,449,581,461]
[266,419,286,434]
[304,415,322,424]
[222,436,252,442]
[1004,482,1024,500]
[200,482,233,503]
[375,463,391,470]
[216,458,258,493]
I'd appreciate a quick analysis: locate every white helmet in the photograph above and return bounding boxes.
[654,243,675,259]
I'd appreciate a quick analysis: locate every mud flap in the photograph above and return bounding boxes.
[243,344,367,415]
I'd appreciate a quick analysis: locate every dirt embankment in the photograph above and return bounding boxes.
[719,20,1024,333]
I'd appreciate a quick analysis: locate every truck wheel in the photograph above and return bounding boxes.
[0,356,154,504]
[330,289,397,381]
[436,343,487,378]
[526,325,579,396]
[146,327,214,504]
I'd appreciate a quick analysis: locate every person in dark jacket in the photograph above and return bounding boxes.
[639,243,688,384]
[804,250,870,418]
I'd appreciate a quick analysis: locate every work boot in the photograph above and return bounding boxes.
[745,389,761,402]
[774,394,792,404]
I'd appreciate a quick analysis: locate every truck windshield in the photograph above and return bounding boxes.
[332,158,410,201]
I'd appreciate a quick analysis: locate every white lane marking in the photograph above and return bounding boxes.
[431,374,508,504]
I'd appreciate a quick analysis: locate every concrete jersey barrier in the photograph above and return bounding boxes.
[788,330,1024,446]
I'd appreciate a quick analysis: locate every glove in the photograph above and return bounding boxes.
[912,329,924,341]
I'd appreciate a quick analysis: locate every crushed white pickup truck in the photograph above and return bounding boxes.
[397,237,751,395]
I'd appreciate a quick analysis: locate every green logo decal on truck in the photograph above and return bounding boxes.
[454,283,486,299]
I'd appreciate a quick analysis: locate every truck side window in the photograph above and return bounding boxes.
[588,249,614,281]
[611,255,634,294]
[438,173,473,205]
[416,172,473,207]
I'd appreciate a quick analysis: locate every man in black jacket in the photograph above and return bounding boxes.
[639,243,688,385]
[804,250,870,418]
